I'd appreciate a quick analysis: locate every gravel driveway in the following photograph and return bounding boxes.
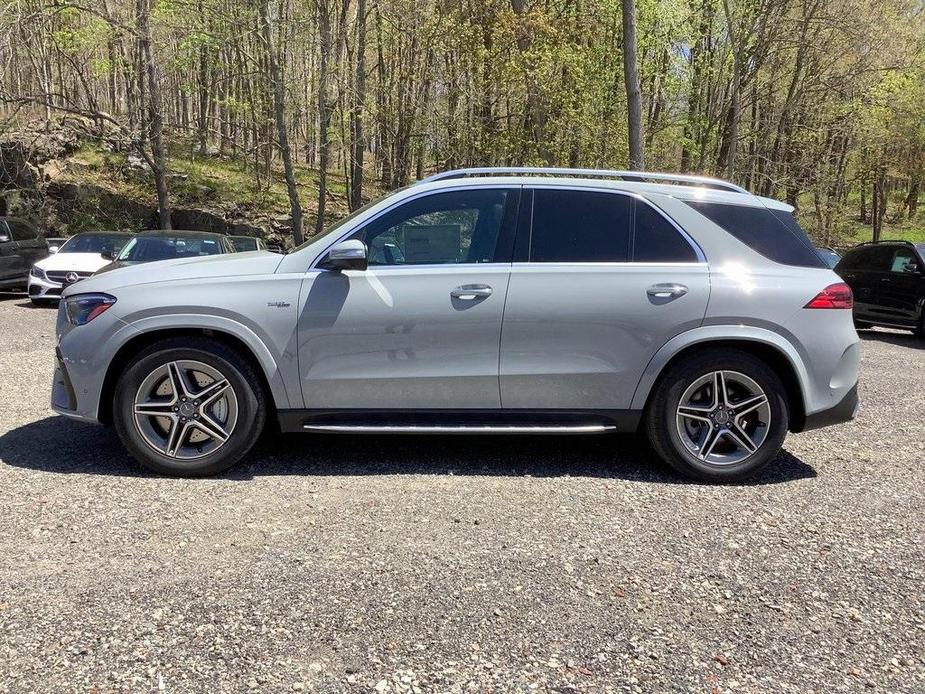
[0,293,922,693]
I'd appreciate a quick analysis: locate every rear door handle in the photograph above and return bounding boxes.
[451,284,493,300]
[647,283,688,299]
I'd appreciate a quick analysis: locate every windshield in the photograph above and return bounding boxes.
[117,235,225,262]
[59,233,129,255]
[288,186,410,254]
[231,237,258,252]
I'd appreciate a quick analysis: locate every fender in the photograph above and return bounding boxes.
[114,313,295,411]
[630,325,811,412]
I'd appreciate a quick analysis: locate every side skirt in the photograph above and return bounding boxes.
[277,409,642,434]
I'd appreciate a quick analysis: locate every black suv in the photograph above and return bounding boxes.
[0,217,49,290]
[836,240,925,336]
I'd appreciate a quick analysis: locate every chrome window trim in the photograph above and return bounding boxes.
[308,183,522,271]
[525,183,707,264]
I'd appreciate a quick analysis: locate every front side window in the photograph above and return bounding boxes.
[7,220,37,242]
[530,189,631,262]
[353,189,510,266]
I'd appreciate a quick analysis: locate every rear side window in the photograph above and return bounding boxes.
[530,189,631,262]
[685,201,824,267]
[633,202,698,262]
[7,220,37,241]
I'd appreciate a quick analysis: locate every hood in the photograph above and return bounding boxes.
[36,252,114,273]
[64,251,285,297]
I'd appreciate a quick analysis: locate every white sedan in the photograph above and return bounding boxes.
[28,231,131,303]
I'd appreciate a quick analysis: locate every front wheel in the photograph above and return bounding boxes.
[113,337,267,476]
[645,349,789,482]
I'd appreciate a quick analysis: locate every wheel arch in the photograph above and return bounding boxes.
[98,326,288,424]
[632,330,809,432]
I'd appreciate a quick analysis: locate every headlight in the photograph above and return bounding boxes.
[30,265,47,281]
[65,293,117,326]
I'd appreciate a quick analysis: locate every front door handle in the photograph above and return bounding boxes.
[451,284,493,300]
[647,283,688,299]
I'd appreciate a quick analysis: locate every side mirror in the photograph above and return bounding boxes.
[320,239,368,271]
[902,261,919,274]
[0,234,9,243]
[101,250,116,261]
[48,246,59,254]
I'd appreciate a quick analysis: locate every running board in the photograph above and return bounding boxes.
[302,423,616,434]
[277,409,641,434]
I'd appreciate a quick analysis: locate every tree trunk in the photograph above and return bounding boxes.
[349,0,367,211]
[260,0,304,246]
[138,0,171,229]
[315,0,333,234]
[621,0,644,170]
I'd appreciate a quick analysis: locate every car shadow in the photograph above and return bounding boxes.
[858,328,923,350]
[0,291,25,302]
[0,416,816,485]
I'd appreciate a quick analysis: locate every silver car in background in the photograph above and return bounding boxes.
[52,168,860,482]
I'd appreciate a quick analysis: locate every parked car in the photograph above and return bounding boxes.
[835,240,925,336]
[228,235,268,252]
[266,243,285,254]
[816,246,841,268]
[53,167,859,482]
[0,218,49,291]
[95,229,236,274]
[45,237,69,254]
[29,232,131,303]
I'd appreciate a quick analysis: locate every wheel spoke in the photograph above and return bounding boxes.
[698,426,723,460]
[164,418,189,457]
[727,422,758,453]
[678,405,712,424]
[134,401,175,416]
[733,393,768,417]
[195,379,230,408]
[716,371,731,409]
[167,361,193,399]
[192,412,230,442]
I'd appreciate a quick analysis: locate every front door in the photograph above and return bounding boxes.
[298,187,519,409]
[500,187,710,410]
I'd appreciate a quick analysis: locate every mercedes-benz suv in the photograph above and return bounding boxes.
[52,168,860,482]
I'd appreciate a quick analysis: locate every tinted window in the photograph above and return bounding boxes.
[7,220,37,241]
[59,233,128,254]
[530,190,631,262]
[231,237,259,252]
[890,248,918,273]
[633,202,698,262]
[354,189,510,265]
[685,202,824,267]
[117,236,224,262]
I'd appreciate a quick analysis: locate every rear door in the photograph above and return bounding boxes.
[881,246,924,326]
[499,187,709,410]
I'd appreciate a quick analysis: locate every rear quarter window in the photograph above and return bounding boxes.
[684,201,824,268]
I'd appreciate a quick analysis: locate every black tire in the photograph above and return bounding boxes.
[645,348,789,483]
[112,337,266,476]
[915,315,925,339]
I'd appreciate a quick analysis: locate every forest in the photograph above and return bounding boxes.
[0,0,923,247]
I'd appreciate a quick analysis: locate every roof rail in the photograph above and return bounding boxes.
[854,239,915,246]
[419,167,749,194]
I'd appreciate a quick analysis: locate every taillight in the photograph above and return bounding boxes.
[804,282,853,309]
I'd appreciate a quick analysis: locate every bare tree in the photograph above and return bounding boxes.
[621,0,644,170]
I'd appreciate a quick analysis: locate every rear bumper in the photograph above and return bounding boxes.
[798,383,858,432]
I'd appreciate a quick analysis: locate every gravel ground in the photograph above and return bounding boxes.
[0,293,922,694]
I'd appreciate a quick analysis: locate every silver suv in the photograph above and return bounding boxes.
[52,168,860,482]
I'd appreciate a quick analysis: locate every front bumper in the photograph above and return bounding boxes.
[28,275,64,300]
[799,383,859,432]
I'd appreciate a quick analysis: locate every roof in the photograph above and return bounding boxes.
[412,168,790,211]
[137,229,227,239]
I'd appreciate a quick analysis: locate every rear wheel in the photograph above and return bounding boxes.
[113,337,266,476]
[645,349,789,482]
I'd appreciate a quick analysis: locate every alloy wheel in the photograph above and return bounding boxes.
[675,370,771,466]
[132,360,238,461]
